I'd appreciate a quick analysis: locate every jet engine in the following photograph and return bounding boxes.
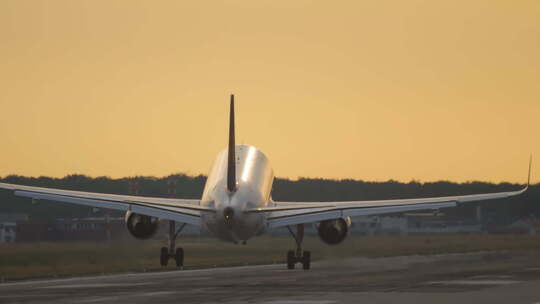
[317,217,352,245]
[125,211,159,240]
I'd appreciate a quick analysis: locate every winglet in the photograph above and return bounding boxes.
[227,94,237,192]
[527,154,533,188]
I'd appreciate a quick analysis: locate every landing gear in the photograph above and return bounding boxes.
[160,247,169,266]
[302,251,311,270]
[175,248,184,267]
[286,224,311,270]
[287,250,295,269]
[160,221,186,268]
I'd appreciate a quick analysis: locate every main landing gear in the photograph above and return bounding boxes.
[286,224,311,270]
[160,221,186,268]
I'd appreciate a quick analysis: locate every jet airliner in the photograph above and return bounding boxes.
[0,95,532,269]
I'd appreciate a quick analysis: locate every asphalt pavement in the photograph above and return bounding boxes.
[2,252,540,304]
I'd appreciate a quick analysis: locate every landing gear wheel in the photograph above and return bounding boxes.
[287,250,295,269]
[160,247,169,266]
[302,251,311,270]
[175,248,184,267]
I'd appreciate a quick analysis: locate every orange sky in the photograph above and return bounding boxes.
[0,0,539,183]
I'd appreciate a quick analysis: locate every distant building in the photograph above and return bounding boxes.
[49,217,128,241]
[350,213,481,235]
[16,221,49,242]
[487,216,540,235]
[14,217,127,242]
[0,222,16,242]
[351,216,407,235]
[0,213,29,243]
[14,216,203,242]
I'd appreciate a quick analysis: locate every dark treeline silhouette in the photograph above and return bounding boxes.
[0,174,538,222]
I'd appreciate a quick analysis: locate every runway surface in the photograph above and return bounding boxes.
[2,252,540,303]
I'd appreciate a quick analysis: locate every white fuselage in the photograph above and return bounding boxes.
[200,145,274,243]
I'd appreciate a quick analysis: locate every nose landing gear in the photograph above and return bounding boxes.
[160,221,186,268]
[286,224,311,270]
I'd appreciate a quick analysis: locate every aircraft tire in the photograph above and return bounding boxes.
[175,248,184,267]
[160,247,169,266]
[302,251,311,270]
[287,250,295,269]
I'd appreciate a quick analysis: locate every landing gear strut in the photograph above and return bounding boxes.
[286,224,311,270]
[160,221,186,267]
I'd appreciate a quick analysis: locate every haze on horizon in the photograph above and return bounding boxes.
[0,0,539,183]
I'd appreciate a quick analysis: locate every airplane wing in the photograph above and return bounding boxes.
[251,159,532,229]
[259,187,527,229]
[0,182,211,226]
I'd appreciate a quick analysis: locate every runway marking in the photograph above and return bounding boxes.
[41,282,152,289]
[0,264,280,288]
[0,294,60,299]
[264,301,336,304]
[79,291,176,303]
[136,291,177,296]
[427,280,521,286]
[470,275,514,279]
[80,296,123,303]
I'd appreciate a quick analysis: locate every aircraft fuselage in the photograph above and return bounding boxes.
[200,145,273,243]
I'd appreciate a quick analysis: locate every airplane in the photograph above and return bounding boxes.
[0,94,533,270]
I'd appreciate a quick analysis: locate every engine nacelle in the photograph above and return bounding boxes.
[125,211,159,240]
[317,217,352,245]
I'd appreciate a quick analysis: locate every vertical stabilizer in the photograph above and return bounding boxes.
[227,94,237,192]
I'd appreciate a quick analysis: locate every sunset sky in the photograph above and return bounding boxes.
[0,0,539,183]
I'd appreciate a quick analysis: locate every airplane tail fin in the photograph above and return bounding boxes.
[227,94,237,192]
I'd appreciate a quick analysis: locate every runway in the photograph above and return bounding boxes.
[2,252,540,304]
